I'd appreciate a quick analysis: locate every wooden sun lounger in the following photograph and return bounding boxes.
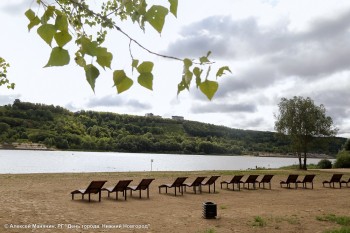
[201,176,220,193]
[257,175,274,189]
[183,177,207,194]
[127,178,155,198]
[102,180,133,200]
[158,177,188,196]
[220,175,243,191]
[242,175,259,190]
[322,174,343,188]
[71,180,107,202]
[280,174,298,189]
[296,175,316,189]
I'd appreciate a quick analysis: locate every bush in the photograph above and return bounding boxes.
[334,151,350,168]
[344,139,350,151]
[317,159,333,169]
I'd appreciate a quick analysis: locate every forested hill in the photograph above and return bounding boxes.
[0,100,346,156]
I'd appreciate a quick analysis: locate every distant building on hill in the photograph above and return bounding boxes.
[172,116,184,121]
[145,113,162,118]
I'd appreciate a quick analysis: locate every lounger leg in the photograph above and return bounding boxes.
[99,191,101,202]
[213,183,215,193]
[72,194,74,200]
[209,185,211,193]
[175,186,177,196]
[139,190,142,199]
[88,193,91,202]
[82,194,85,200]
[124,190,127,200]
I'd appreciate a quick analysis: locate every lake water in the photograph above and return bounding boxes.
[0,150,330,174]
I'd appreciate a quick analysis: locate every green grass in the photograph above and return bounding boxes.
[317,214,350,233]
[202,228,216,233]
[317,214,350,226]
[279,163,318,170]
[252,216,267,227]
[324,227,350,233]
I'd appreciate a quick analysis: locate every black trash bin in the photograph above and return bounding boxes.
[203,202,217,219]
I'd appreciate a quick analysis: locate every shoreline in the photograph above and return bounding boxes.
[0,146,335,159]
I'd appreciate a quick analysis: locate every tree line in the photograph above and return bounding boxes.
[0,100,346,156]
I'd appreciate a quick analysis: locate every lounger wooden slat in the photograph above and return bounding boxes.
[159,177,188,196]
[296,175,316,189]
[201,176,220,193]
[258,175,274,189]
[102,180,133,200]
[280,175,298,189]
[183,177,207,194]
[127,179,155,199]
[322,174,343,188]
[71,180,107,202]
[220,175,244,191]
[242,175,259,190]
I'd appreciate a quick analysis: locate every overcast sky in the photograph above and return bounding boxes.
[0,0,349,138]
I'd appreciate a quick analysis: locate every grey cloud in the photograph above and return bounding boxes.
[0,94,21,105]
[1,0,30,14]
[191,102,257,114]
[86,95,151,110]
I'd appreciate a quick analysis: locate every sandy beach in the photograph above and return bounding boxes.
[0,169,349,233]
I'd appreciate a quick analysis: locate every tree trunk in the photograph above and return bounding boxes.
[302,152,307,170]
[298,153,302,169]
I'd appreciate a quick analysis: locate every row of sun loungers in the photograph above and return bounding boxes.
[71,174,350,202]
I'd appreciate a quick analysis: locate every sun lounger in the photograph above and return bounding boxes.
[340,177,350,188]
[242,175,259,189]
[159,177,188,196]
[127,178,155,198]
[296,174,316,189]
[183,177,207,194]
[102,180,133,200]
[71,180,107,202]
[220,175,243,191]
[323,174,343,188]
[201,176,220,193]
[257,175,274,189]
[280,174,298,189]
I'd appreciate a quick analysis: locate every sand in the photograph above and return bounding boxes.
[0,169,349,233]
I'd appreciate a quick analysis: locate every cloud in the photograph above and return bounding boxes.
[0,94,21,105]
[191,102,257,114]
[85,95,151,111]
[0,0,30,15]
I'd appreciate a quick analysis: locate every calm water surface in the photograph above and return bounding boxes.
[0,150,329,174]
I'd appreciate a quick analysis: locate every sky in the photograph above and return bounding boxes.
[0,0,350,138]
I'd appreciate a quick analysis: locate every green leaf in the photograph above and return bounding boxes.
[137,61,154,73]
[168,0,178,17]
[113,70,133,94]
[41,6,55,24]
[79,37,98,56]
[132,59,139,73]
[216,66,232,78]
[44,47,70,67]
[177,81,186,95]
[96,47,113,69]
[145,5,168,33]
[84,64,100,92]
[25,9,40,31]
[25,9,35,20]
[54,31,72,47]
[199,80,218,100]
[181,58,193,89]
[136,61,154,91]
[200,56,210,64]
[138,73,153,90]
[37,24,56,47]
[55,12,68,31]
[193,67,203,88]
[75,55,86,67]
